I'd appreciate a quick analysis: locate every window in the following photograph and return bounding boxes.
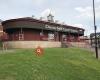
[48,32,54,40]
[19,34,24,40]
[19,32,24,40]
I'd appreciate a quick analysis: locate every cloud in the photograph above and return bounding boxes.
[73,24,84,28]
[75,6,100,19]
[0,0,46,6]
[75,7,93,18]
[72,20,100,36]
[0,0,47,20]
[75,5,100,35]
[70,23,99,36]
[96,0,100,3]
[40,9,55,18]
[32,0,46,6]
[0,0,99,35]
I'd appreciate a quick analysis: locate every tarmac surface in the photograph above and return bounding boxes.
[81,45,100,58]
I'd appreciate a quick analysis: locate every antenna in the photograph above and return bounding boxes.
[47,9,54,22]
[32,15,35,18]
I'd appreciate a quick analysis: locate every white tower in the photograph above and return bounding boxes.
[47,13,54,22]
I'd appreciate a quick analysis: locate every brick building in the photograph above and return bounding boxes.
[1,15,85,48]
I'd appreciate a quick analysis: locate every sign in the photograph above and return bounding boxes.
[45,25,56,30]
[45,25,78,33]
[48,33,55,40]
[35,46,44,56]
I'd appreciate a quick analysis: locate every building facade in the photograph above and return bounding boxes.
[2,17,85,48]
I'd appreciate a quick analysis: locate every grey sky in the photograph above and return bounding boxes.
[0,0,100,35]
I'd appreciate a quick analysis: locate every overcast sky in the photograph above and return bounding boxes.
[0,0,100,35]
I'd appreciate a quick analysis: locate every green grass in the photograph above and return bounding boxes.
[0,48,100,80]
[0,41,2,49]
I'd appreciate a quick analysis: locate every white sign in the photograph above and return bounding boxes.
[48,33,54,40]
[45,25,78,33]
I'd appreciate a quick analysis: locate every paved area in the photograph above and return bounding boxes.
[81,45,100,58]
[89,48,100,57]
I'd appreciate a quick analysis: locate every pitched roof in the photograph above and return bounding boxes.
[2,17,85,31]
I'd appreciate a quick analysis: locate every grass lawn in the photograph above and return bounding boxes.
[0,48,100,80]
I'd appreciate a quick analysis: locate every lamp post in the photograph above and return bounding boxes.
[93,0,98,59]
